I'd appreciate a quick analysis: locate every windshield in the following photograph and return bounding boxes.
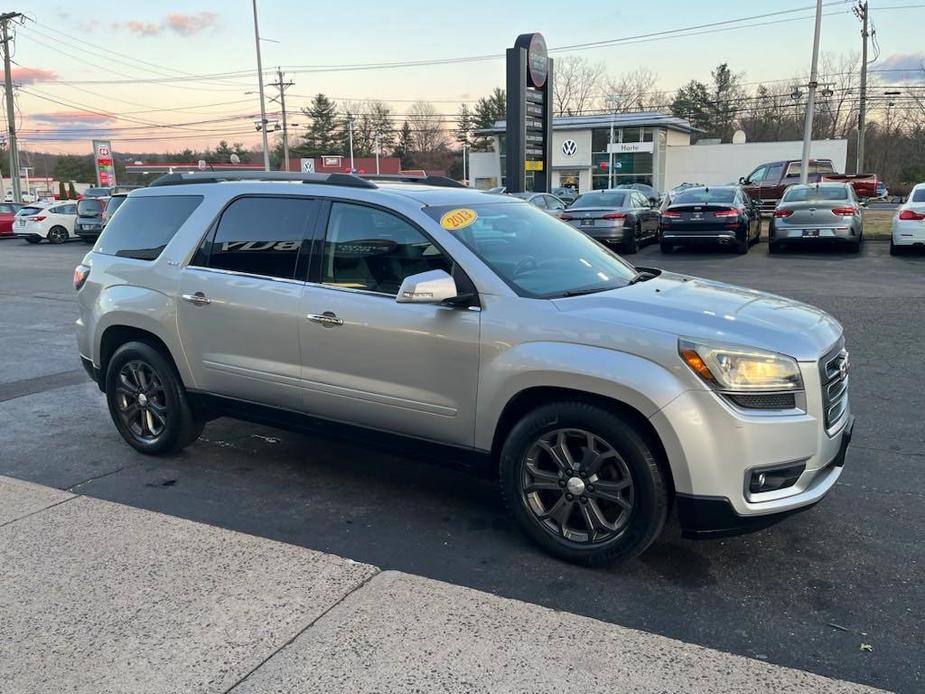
[782,186,848,202]
[424,202,637,298]
[77,199,104,216]
[571,191,627,208]
[671,188,736,205]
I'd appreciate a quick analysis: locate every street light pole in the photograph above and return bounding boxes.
[462,142,469,186]
[799,0,824,185]
[374,134,380,175]
[251,0,270,171]
[605,95,619,189]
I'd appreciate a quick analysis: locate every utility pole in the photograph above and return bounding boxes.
[799,0,824,185]
[269,68,294,171]
[1,12,24,203]
[347,117,355,173]
[605,95,619,189]
[374,134,380,175]
[250,0,270,171]
[855,0,869,174]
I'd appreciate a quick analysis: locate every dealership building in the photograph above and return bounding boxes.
[469,112,848,193]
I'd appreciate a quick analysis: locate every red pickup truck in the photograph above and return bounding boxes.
[740,159,879,211]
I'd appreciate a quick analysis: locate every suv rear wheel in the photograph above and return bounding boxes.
[500,402,669,566]
[104,341,203,455]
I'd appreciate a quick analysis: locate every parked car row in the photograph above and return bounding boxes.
[4,192,129,244]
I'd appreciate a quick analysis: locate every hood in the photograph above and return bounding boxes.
[552,272,842,361]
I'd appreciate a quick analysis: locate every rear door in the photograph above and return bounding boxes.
[299,201,480,446]
[177,195,319,410]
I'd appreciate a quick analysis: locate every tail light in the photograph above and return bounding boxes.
[712,208,739,218]
[661,210,681,219]
[73,263,91,291]
[28,215,47,222]
[773,209,793,218]
[899,209,925,221]
[831,207,858,216]
[560,213,574,221]
[602,212,625,220]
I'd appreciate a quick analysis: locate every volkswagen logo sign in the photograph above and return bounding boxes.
[561,139,577,157]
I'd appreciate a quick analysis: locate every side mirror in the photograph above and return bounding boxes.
[396,269,459,305]
[739,176,747,185]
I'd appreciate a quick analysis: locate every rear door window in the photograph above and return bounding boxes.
[96,195,203,261]
[204,196,317,280]
[764,164,784,183]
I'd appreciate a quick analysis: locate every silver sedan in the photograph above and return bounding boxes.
[769,183,864,253]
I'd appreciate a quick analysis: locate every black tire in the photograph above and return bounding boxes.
[734,229,749,255]
[623,223,639,254]
[769,241,781,254]
[47,226,68,244]
[500,401,669,566]
[105,341,204,455]
[848,240,861,254]
[659,240,673,254]
[24,237,40,244]
[890,240,900,256]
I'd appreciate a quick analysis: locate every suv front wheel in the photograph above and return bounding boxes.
[500,402,669,566]
[105,341,204,455]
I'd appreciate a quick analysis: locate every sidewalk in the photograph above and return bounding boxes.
[0,475,884,694]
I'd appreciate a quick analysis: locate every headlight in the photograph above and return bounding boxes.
[679,339,803,392]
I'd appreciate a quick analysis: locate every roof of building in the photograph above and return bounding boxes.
[476,111,702,135]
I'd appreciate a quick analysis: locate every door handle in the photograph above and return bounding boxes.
[181,292,212,306]
[307,311,343,327]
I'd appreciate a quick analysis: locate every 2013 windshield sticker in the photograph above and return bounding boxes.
[440,208,478,231]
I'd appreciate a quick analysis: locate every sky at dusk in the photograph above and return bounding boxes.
[11,0,925,155]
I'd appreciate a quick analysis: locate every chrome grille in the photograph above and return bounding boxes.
[819,343,849,430]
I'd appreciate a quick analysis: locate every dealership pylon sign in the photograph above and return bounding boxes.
[505,33,553,193]
[93,140,116,188]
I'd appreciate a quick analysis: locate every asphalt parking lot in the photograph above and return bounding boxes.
[1,237,922,693]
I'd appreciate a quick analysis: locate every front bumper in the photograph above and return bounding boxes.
[676,415,853,537]
[649,357,852,537]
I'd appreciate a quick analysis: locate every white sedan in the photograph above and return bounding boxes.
[13,202,78,244]
[890,184,925,255]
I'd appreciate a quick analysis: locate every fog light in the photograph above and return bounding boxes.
[748,462,806,494]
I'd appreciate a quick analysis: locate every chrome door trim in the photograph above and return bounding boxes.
[183,265,306,286]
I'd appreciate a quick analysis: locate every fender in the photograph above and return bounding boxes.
[91,285,195,387]
[475,341,691,451]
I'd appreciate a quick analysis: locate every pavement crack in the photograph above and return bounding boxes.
[222,568,382,693]
[66,466,126,493]
[0,495,77,530]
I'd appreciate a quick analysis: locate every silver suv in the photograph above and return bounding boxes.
[75,172,854,566]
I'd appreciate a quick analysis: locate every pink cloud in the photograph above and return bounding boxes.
[11,67,58,84]
[165,12,219,36]
[31,111,115,126]
[124,20,162,37]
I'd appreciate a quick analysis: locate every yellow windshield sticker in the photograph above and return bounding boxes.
[440,208,478,231]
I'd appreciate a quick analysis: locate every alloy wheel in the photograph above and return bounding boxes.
[520,428,635,544]
[115,360,168,441]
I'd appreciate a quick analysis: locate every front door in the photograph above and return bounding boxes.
[177,195,318,411]
[299,201,480,447]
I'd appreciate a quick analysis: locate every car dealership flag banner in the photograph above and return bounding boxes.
[92,140,116,188]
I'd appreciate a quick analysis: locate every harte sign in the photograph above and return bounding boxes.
[93,140,116,188]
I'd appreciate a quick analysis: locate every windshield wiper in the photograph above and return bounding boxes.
[561,286,615,297]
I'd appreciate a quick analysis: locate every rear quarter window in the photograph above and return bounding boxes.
[95,195,203,261]
[912,189,925,203]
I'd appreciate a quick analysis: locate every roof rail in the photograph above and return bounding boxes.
[360,174,466,188]
[148,171,377,189]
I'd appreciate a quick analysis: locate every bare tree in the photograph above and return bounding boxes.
[603,67,664,112]
[406,101,449,153]
[816,52,861,139]
[553,55,605,116]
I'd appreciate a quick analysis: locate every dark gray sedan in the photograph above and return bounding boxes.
[769,183,863,253]
[560,189,659,254]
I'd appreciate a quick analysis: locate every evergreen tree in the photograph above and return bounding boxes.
[299,93,342,156]
[393,120,414,169]
[67,181,77,199]
[472,88,506,151]
[58,181,66,201]
[455,104,473,147]
[670,80,712,135]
